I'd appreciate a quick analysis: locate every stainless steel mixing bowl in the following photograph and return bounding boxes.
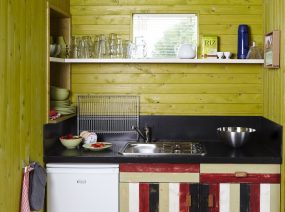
[217,127,256,148]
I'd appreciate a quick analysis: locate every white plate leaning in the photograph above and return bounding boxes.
[82,142,112,151]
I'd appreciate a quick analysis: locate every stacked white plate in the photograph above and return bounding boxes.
[50,99,70,108]
[53,105,76,115]
[50,86,76,115]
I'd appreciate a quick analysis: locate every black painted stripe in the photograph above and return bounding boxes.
[149,183,159,212]
[240,183,250,212]
[189,183,199,212]
[199,184,210,212]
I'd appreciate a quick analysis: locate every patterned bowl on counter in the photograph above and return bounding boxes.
[59,135,82,149]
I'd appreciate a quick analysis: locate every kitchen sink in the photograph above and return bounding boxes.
[119,142,206,156]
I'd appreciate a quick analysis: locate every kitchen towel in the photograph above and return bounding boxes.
[29,162,47,211]
[20,164,34,212]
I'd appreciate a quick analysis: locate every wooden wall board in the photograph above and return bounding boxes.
[70,5,262,15]
[138,94,262,104]
[263,0,285,210]
[70,0,264,116]
[139,104,262,115]
[72,73,262,84]
[72,83,262,94]
[49,0,70,15]
[0,0,47,211]
[0,0,7,208]
[71,63,262,74]
[71,0,263,6]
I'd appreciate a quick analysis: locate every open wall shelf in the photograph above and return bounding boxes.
[50,57,264,64]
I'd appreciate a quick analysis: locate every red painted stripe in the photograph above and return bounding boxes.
[139,183,149,212]
[250,184,260,212]
[209,184,219,212]
[200,174,280,183]
[120,163,200,172]
[179,183,190,212]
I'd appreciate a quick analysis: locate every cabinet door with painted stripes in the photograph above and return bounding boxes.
[199,183,280,212]
[200,164,281,212]
[219,183,280,212]
[120,182,200,212]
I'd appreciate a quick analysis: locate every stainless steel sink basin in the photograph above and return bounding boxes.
[132,144,159,153]
[119,142,206,156]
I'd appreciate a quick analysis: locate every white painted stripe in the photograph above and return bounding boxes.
[169,183,179,212]
[260,184,270,212]
[270,184,280,212]
[129,183,139,212]
[229,184,240,212]
[200,164,280,174]
[220,183,230,212]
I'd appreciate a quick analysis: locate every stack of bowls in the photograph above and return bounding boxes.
[50,86,76,115]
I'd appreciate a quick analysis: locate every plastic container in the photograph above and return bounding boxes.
[237,25,249,59]
[246,41,263,59]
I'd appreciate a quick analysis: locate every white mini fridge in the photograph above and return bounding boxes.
[46,163,119,212]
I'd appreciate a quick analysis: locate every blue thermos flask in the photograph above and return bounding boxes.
[237,25,249,59]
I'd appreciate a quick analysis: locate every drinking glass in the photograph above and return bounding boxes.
[93,35,100,58]
[134,36,147,58]
[70,36,78,58]
[123,40,136,59]
[87,36,94,58]
[116,38,123,58]
[98,34,107,58]
[109,38,117,58]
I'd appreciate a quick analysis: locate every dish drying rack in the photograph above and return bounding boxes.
[77,95,139,135]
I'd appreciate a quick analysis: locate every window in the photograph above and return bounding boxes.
[133,14,198,58]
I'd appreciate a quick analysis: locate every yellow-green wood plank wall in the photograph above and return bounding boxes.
[49,0,70,14]
[264,0,285,211]
[70,0,264,116]
[0,0,47,211]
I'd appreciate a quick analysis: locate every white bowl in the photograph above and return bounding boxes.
[60,136,82,149]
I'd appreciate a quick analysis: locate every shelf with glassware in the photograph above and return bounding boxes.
[48,4,74,123]
[49,57,264,64]
[58,33,263,64]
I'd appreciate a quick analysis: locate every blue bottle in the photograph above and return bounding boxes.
[237,25,249,59]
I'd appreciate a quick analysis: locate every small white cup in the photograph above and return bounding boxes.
[224,52,232,59]
[216,52,224,59]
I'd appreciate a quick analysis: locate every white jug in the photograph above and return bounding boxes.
[177,44,196,59]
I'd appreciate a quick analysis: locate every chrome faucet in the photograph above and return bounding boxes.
[132,125,152,143]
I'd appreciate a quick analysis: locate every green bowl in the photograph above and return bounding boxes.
[50,86,69,101]
[60,136,82,149]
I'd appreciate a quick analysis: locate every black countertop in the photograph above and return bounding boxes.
[44,116,282,164]
[44,140,282,164]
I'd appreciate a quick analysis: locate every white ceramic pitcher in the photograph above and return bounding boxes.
[177,44,196,59]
